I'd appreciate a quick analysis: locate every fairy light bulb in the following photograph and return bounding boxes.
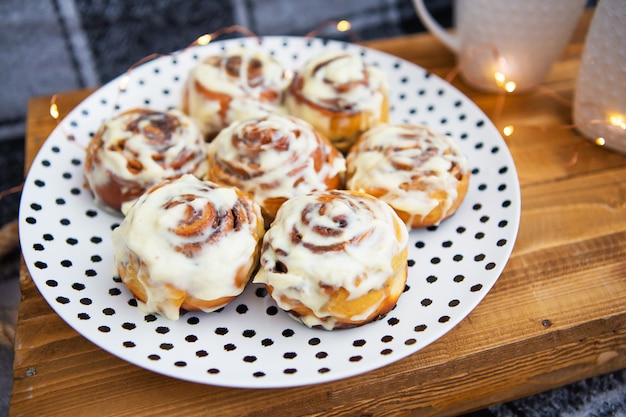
[50,101,59,120]
[196,34,212,46]
[504,81,517,93]
[494,72,506,85]
[503,125,514,137]
[493,70,516,92]
[336,20,351,32]
[595,137,606,146]
[609,114,626,130]
[119,74,130,92]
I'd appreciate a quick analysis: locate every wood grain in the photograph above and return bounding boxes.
[12,10,626,417]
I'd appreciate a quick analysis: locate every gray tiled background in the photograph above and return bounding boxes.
[0,0,454,144]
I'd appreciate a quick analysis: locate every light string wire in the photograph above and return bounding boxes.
[7,23,622,203]
[50,21,354,127]
[443,42,625,146]
[0,22,355,203]
[304,19,358,42]
[48,20,355,127]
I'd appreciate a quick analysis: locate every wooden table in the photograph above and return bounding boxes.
[12,10,626,417]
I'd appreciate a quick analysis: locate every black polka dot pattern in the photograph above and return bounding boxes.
[18,36,520,389]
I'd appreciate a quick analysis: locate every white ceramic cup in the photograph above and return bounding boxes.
[573,0,626,155]
[413,0,586,92]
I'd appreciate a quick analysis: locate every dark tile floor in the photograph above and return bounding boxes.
[1,136,25,416]
[0,243,20,417]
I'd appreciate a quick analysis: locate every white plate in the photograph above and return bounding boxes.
[19,36,520,388]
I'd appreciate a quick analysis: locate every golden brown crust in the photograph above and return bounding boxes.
[206,115,346,224]
[114,176,265,318]
[84,122,145,211]
[84,108,207,212]
[360,172,470,228]
[346,124,471,228]
[119,249,260,314]
[266,246,407,329]
[182,51,288,141]
[256,190,408,330]
[286,75,389,153]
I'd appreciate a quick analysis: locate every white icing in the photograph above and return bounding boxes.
[85,108,207,197]
[254,190,408,330]
[184,47,291,136]
[207,114,346,211]
[346,124,470,225]
[112,174,262,320]
[292,49,388,114]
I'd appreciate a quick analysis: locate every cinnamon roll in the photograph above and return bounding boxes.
[206,114,346,223]
[346,123,470,228]
[285,50,389,153]
[182,46,291,141]
[84,108,208,213]
[111,174,265,320]
[254,190,408,330]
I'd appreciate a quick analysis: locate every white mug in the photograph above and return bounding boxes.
[573,0,626,154]
[413,0,586,92]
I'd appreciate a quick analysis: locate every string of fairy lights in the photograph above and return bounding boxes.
[480,62,625,148]
[1,20,624,204]
[440,41,626,146]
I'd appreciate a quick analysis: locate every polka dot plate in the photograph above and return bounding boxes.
[19,36,521,388]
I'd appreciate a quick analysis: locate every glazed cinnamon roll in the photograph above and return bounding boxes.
[285,50,389,153]
[182,46,291,140]
[346,123,470,228]
[111,174,265,320]
[254,190,408,330]
[206,114,346,223]
[84,108,208,213]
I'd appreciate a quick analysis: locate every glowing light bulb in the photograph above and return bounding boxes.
[494,72,506,85]
[503,125,514,136]
[119,74,130,92]
[493,71,516,92]
[197,34,212,46]
[595,137,606,146]
[609,114,626,130]
[336,20,351,32]
[50,102,59,120]
[504,81,517,93]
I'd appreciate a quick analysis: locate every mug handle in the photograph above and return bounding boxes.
[412,0,460,52]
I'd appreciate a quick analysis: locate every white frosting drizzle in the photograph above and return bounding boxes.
[346,123,470,225]
[184,47,291,136]
[289,49,388,114]
[207,114,346,210]
[254,190,408,330]
[112,174,263,320]
[85,108,207,199]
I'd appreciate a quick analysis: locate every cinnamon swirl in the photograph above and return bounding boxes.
[206,114,346,223]
[112,174,265,320]
[84,108,208,213]
[254,190,408,330]
[285,50,389,153]
[346,123,470,228]
[182,46,291,141]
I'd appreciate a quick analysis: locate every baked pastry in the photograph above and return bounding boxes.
[84,108,208,213]
[285,50,389,152]
[206,114,346,223]
[182,46,291,140]
[254,189,408,330]
[111,174,264,320]
[346,123,470,228]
